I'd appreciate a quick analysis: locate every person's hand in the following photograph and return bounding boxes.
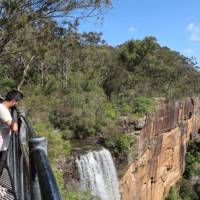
[13,123,18,133]
[6,120,19,133]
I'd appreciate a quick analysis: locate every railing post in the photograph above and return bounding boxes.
[12,109,20,199]
[18,109,26,200]
[29,137,47,200]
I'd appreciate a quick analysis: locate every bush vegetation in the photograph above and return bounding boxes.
[184,140,200,179]
[165,186,182,200]
[165,140,200,200]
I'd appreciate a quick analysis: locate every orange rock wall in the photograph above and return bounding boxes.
[120,98,200,200]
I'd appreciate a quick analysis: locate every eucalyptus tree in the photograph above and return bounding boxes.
[0,0,112,90]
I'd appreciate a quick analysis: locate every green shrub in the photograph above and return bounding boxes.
[130,112,145,120]
[102,103,118,119]
[180,179,199,200]
[184,140,200,179]
[65,191,100,200]
[105,133,134,156]
[117,134,134,153]
[0,78,15,93]
[112,95,155,115]
[105,138,119,155]
[121,102,133,114]
[34,122,47,131]
[165,186,182,200]
[50,90,119,139]
[62,129,74,140]
[33,122,71,163]
[21,91,52,126]
[179,139,200,200]
[132,96,155,114]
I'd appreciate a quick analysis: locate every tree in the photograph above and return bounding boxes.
[0,0,112,90]
[0,0,112,72]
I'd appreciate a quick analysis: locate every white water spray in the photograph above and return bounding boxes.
[76,148,120,200]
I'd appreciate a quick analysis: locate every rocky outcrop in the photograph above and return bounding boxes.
[119,115,146,133]
[120,98,200,200]
[63,155,79,189]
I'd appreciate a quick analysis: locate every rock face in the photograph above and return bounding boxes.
[63,155,79,189]
[120,98,200,200]
[119,115,146,133]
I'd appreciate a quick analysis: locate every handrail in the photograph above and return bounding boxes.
[3,109,62,200]
[29,138,61,200]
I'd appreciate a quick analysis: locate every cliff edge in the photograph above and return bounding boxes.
[120,97,200,200]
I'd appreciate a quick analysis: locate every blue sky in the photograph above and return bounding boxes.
[78,0,200,65]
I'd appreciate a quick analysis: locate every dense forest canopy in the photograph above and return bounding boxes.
[0,0,199,98]
[0,0,111,91]
[1,1,200,199]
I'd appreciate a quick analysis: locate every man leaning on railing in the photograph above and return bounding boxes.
[0,90,23,197]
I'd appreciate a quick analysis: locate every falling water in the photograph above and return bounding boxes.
[76,148,121,200]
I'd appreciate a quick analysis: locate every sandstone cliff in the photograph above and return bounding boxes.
[120,97,200,200]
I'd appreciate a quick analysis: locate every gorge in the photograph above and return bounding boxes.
[64,97,200,200]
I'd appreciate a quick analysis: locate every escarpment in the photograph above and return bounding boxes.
[120,97,200,200]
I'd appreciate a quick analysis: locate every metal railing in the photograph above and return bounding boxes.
[1,109,62,200]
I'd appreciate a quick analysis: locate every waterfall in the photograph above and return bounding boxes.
[76,148,120,200]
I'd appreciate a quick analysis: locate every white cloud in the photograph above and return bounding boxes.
[184,48,195,55]
[129,26,136,33]
[187,22,200,41]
